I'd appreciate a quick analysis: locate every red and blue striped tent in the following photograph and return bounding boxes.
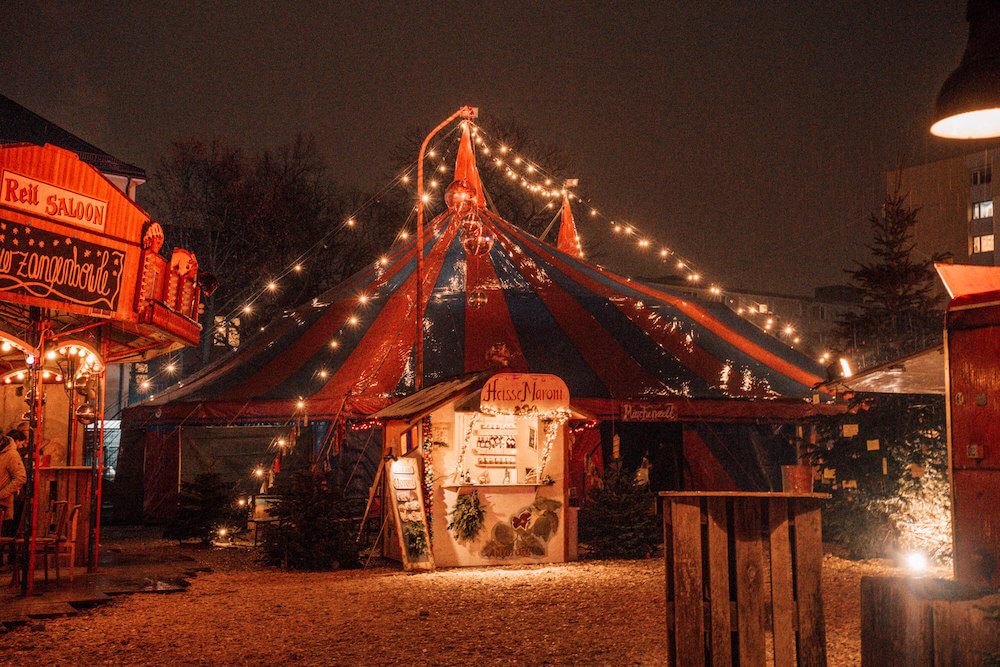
[119,125,832,516]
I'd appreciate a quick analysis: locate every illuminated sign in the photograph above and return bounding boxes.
[481,373,570,413]
[1,170,108,233]
[621,402,678,421]
[0,218,123,312]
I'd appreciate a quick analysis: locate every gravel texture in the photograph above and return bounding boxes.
[0,541,931,666]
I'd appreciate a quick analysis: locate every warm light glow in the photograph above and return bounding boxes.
[930,108,1000,140]
[379,256,388,265]
[358,294,368,304]
[793,337,800,344]
[676,261,684,270]
[296,400,305,409]
[166,364,176,373]
[243,305,252,313]
[25,355,34,365]
[905,552,927,573]
[330,340,339,348]
[237,499,245,507]
[399,231,409,240]
[839,358,853,378]
[348,316,358,325]
[319,370,328,378]
[784,326,793,335]
[421,194,430,202]
[294,264,302,272]
[255,468,265,477]
[267,282,277,291]
[0,342,10,352]
[46,350,56,359]
[401,175,409,183]
[218,528,227,537]
[347,218,356,227]
[41,370,49,379]
[427,150,436,157]
[429,180,438,188]
[141,381,150,389]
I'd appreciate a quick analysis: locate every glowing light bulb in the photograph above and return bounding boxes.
[267,282,277,291]
[46,350,56,359]
[25,355,34,365]
[905,552,927,573]
[254,468,265,477]
[348,316,358,325]
[401,175,410,183]
[243,305,252,314]
[380,256,388,265]
[500,146,508,153]
[296,400,305,409]
[590,209,597,216]
[514,157,521,164]
[237,499,245,507]
[400,231,409,240]
[429,180,438,188]
[346,218,356,227]
[319,370,328,378]
[218,528,227,537]
[294,264,302,272]
[330,340,339,348]
[660,249,668,257]
[784,326,793,335]
[358,295,368,304]
[166,364,176,373]
[427,150,436,157]
[421,194,430,202]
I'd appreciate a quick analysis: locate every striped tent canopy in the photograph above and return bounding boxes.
[133,127,827,426]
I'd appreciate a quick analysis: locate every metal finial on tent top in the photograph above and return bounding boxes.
[416,106,478,391]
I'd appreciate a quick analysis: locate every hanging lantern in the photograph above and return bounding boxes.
[445,180,477,217]
[468,289,488,310]
[76,402,97,425]
[459,215,483,240]
[462,232,494,257]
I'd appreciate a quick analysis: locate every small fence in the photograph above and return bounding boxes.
[661,492,828,666]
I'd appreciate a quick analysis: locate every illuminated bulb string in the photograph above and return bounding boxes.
[467,122,820,359]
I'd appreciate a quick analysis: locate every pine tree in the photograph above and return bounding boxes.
[164,472,241,543]
[834,193,945,361]
[258,468,359,570]
[578,462,660,559]
[812,193,951,560]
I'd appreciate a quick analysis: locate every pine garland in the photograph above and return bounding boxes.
[448,490,485,542]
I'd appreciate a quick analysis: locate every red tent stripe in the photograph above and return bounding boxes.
[463,245,529,373]
[487,217,668,398]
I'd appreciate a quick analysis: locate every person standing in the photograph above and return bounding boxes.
[0,433,27,537]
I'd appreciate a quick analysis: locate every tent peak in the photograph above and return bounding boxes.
[450,122,486,212]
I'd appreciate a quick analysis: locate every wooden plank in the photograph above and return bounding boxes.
[705,496,732,667]
[672,498,706,666]
[792,499,827,666]
[768,498,796,667]
[663,502,676,664]
[734,497,766,664]
[660,492,830,499]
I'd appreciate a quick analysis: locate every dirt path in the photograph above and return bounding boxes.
[0,553,913,665]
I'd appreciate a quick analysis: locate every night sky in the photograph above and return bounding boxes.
[0,2,972,295]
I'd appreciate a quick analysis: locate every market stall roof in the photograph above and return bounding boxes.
[369,372,491,422]
[0,94,146,180]
[131,125,828,425]
[822,344,944,395]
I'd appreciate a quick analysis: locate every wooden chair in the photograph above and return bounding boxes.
[40,504,79,585]
[1,503,29,586]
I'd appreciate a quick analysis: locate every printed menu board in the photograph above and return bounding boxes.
[388,455,434,571]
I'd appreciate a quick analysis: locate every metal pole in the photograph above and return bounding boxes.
[415,106,477,390]
[21,309,45,596]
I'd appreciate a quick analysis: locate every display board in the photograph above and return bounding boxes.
[388,454,434,571]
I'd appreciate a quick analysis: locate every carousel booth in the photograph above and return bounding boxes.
[374,372,577,570]
[0,142,202,593]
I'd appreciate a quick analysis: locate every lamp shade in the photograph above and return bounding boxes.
[931,0,1000,139]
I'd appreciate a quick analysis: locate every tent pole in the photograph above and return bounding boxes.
[416,106,477,391]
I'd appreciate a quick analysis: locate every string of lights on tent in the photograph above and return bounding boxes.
[136,119,834,402]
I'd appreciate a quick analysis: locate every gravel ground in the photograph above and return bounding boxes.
[0,540,933,666]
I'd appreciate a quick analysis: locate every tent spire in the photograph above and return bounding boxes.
[556,194,582,258]
[453,122,486,209]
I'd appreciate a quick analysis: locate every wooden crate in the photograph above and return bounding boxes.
[661,492,828,666]
[860,576,1000,666]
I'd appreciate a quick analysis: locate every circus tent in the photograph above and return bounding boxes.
[119,122,833,518]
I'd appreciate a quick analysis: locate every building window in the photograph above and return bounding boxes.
[972,234,995,254]
[973,167,992,185]
[973,200,994,219]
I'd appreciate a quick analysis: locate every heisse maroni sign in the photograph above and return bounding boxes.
[481,373,570,413]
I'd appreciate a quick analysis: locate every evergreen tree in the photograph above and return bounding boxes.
[811,193,951,560]
[164,472,242,543]
[834,193,945,361]
[258,467,359,570]
[578,462,660,559]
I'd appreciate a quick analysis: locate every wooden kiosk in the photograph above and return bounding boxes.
[0,143,203,593]
[372,372,577,570]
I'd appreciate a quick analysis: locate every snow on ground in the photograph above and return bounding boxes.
[0,539,927,666]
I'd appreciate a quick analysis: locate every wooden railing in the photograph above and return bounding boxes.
[661,492,828,666]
